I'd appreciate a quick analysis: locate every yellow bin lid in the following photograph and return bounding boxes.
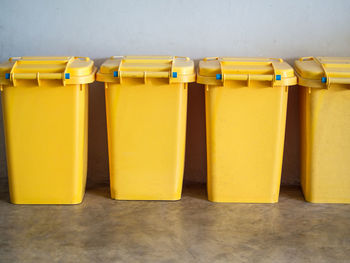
[295,57,350,89]
[197,57,296,87]
[0,56,96,87]
[96,56,195,83]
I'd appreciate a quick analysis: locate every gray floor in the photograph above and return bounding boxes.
[0,178,350,263]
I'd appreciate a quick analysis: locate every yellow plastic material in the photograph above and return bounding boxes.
[198,57,296,203]
[97,56,195,200]
[296,56,350,203]
[0,56,96,204]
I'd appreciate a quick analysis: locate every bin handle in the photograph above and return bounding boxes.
[110,56,124,60]
[300,57,332,88]
[74,56,90,62]
[224,74,274,81]
[116,70,171,84]
[11,72,64,80]
[299,56,314,62]
[174,56,190,61]
[203,57,219,61]
[9,57,22,62]
[119,71,169,78]
[10,72,67,86]
[204,57,283,63]
[222,73,283,88]
[223,74,275,87]
[114,56,189,63]
[269,58,284,63]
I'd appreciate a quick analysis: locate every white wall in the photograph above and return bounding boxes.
[1,0,350,62]
[1,0,350,185]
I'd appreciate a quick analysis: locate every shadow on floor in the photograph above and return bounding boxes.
[182,182,207,201]
[0,177,9,203]
[0,178,304,204]
[86,180,110,199]
[280,185,304,201]
[181,183,305,202]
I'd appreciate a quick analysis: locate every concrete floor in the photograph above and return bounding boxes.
[0,178,350,263]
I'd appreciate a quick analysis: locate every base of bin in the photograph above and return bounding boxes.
[10,194,85,205]
[302,188,350,204]
[208,197,279,204]
[110,191,182,201]
[303,198,350,204]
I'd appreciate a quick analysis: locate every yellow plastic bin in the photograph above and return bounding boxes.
[96,56,195,200]
[296,57,350,203]
[0,56,96,204]
[197,57,296,203]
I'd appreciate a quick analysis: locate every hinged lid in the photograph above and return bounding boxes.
[197,57,296,87]
[0,56,96,87]
[96,55,195,83]
[295,57,350,89]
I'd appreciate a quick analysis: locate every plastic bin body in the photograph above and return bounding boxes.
[297,57,350,203]
[0,57,95,204]
[97,56,195,200]
[197,57,296,203]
